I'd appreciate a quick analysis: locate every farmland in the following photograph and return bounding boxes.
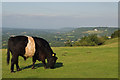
[2,38,118,78]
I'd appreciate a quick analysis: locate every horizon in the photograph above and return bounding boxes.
[2,26,118,30]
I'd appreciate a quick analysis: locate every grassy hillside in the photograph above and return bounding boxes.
[104,38,118,45]
[103,38,118,47]
[2,38,118,78]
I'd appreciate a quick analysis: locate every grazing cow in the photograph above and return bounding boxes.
[7,36,58,72]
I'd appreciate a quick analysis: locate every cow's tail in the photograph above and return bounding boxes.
[7,48,10,65]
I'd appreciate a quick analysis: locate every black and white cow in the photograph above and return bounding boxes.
[7,36,58,72]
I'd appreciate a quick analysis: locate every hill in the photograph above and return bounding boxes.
[104,38,118,44]
[65,27,118,40]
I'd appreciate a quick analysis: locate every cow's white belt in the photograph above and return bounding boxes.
[24,36,36,58]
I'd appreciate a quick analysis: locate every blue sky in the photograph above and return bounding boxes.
[3,2,118,29]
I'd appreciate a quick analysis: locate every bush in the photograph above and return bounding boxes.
[73,34,105,46]
[111,30,120,38]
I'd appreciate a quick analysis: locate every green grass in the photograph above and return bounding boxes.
[2,38,118,78]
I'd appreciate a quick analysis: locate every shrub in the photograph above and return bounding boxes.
[111,30,120,38]
[73,34,105,46]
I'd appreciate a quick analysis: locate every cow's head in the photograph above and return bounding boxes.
[47,53,58,69]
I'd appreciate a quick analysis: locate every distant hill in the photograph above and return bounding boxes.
[66,27,118,37]
[2,27,118,48]
[62,27,118,41]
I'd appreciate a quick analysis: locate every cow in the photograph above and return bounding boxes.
[7,36,58,73]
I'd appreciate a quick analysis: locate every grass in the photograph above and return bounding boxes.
[2,38,118,78]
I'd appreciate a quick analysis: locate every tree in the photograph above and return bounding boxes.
[111,30,120,38]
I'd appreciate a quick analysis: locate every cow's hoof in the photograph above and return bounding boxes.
[17,68,22,71]
[44,67,47,69]
[44,66,49,69]
[11,71,15,73]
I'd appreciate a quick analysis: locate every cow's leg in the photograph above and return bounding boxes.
[32,56,36,69]
[11,57,15,73]
[11,55,18,72]
[11,54,20,72]
[16,56,21,71]
[47,59,50,68]
[42,60,47,69]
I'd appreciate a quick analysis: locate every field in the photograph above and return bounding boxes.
[2,38,118,78]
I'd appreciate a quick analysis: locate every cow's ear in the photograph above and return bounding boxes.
[54,53,56,55]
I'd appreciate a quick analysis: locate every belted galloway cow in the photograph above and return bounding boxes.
[7,36,58,72]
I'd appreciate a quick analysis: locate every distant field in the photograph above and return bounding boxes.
[2,38,118,78]
[82,30,103,34]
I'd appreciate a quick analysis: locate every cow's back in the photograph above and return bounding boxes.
[8,36,28,53]
[33,37,49,47]
[33,37,53,56]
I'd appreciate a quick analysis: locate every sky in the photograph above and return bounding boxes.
[2,2,118,29]
[0,3,2,29]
